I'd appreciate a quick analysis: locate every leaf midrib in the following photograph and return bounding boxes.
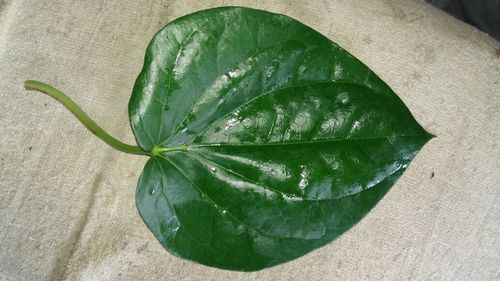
[155,133,428,154]
[155,133,428,204]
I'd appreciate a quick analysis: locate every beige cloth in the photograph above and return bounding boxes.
[1,0,499,280]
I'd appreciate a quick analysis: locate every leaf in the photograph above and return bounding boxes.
[130,7,432,271]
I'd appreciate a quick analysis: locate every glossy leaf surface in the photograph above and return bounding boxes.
[130,7,432,271]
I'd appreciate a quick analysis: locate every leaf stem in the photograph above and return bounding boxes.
[24,80,150,156]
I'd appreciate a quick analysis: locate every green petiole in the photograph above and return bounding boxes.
[24,80,150,156]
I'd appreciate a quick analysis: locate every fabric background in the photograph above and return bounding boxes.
[0,0,499,280]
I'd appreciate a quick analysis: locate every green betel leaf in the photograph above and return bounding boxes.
[130,7,432,271]
[25,6,433,272]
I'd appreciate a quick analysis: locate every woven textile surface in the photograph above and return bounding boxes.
[0,0,499,280]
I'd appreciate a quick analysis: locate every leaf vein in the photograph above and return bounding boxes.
[190,133,427,148]
[188,150,301,199]
[154,158,235,263]
[160,39,311,146]
[155,28,199,144]
[159,155,269,239]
